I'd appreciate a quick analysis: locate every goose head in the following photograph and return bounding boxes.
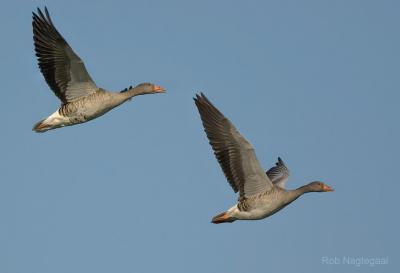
[304,181,334,192]
[134,83,166,95]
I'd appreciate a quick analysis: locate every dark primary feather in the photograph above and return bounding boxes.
[32,7,96,104]
[194,93,240,193]
[194,93,273,199]
[120,85,133,93]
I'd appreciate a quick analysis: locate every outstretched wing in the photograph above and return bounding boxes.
[266,157,290,188]
[194,93,273,200]
[32,7,97,104]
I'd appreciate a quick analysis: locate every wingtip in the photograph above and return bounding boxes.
[193,92,203,102]
[277,157,285,165]
[33,6,51,21]
[37,7,43,17]
[200,92,207,99]
[32,7,40,17]
[194,92,208,103]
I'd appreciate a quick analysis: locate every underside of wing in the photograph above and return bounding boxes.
[32,7,97,104]
[194,93,273,199]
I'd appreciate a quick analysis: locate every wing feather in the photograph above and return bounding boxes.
[266,157,290,188]
[32,7,97,104]
[194,93,273,199]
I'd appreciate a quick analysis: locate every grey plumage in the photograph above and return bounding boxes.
[32,7,165,132]
[194,93,333,223]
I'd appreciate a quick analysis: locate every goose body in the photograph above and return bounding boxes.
[32,8,165,132]
[194,93,333,224]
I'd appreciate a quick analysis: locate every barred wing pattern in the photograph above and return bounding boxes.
[266,157,290,188]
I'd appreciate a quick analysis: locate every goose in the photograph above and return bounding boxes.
[194,93,333,224]
[32,7,166,132]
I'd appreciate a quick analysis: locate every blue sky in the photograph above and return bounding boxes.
[0,0,399,272]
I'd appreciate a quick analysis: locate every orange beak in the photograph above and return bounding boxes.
[153,85,166,93]
[322,184,334,192]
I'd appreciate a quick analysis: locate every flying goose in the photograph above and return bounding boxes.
[32,7,165,132]
[194,93,333,224]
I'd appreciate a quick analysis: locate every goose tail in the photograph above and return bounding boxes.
[211,211,236,224]
[32,119,51,133]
